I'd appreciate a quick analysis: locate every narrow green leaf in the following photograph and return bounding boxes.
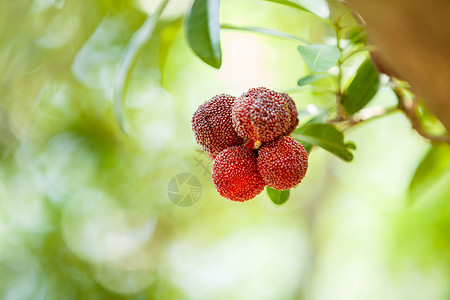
[266,187,290,205]
[297,74,329,86]
[53,0,66,9]
[296,0,329,18]
[221,24,309,45]
[113,0,169,135]
[409,144,450,205]
[342,58,380,115]
[263,0,330,19]
[292,123,355,161]
[186,0,221,68]
[158,18,184,85]
[297,44,341,73]
[346,26,367,44]
[263,0,308,12]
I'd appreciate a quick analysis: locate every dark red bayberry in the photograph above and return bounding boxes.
[281,92,299,135]
[232,87,291,143]
[257,136,308,190]
[192,94,244,155]
[212,145,265,201]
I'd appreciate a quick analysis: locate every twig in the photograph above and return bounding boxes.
[328,105,398,131]
[333,19,345,120]
[346,105,398,126]
[354,107,396,122]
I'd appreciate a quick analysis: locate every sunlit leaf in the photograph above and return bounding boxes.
[297,74,329,86]
[296,0,329,18]
[342,58,380,115]
[266,187,290,205]
[186,0,221,68]
[297,44,341,73]
[409,144,450,205]
[263,0,330,19]
[292,123,355,161]
[221,23,309,44]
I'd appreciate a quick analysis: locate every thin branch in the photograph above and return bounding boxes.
[328,105,398,131]
[345,105,398,128]
[333,19,345,120]
[393,86,450,144]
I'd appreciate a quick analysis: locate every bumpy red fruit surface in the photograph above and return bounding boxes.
[232,87,291,143]
[192,94,244,155]
[257,136,308,190]
[281,93,299,135]
[212,145,266,201]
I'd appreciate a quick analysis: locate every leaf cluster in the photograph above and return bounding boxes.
[115,0,449,205]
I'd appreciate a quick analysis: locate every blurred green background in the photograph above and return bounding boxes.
[1,0,449,299]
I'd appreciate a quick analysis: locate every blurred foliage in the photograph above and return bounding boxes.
[0,0,449,300]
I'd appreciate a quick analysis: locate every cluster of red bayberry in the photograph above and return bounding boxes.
[192,87,308,202]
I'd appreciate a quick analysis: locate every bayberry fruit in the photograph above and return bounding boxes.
[281,93,299,135]
[232,87,291,143]
[212,145,266,201]
[257,136,308,190]
[192,94,244,155]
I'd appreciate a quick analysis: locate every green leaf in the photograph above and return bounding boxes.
[292,123,355,161]
[342,58,380,115]
[346,26,367,44]
[264,0,308,12]
[113,0,169,135]
[221,24,309,44]
[266,187,290,205]
[345,141,356,150]
[297,44,341,73]
[297,74,329,86]
[296,0,329,18]
[263,0,330,19]
[300,141,313,155]
[409,144,450,205]
[53,0,66,9]
[186,0,221,68]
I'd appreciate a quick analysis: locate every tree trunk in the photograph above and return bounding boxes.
[346,0,450,132]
